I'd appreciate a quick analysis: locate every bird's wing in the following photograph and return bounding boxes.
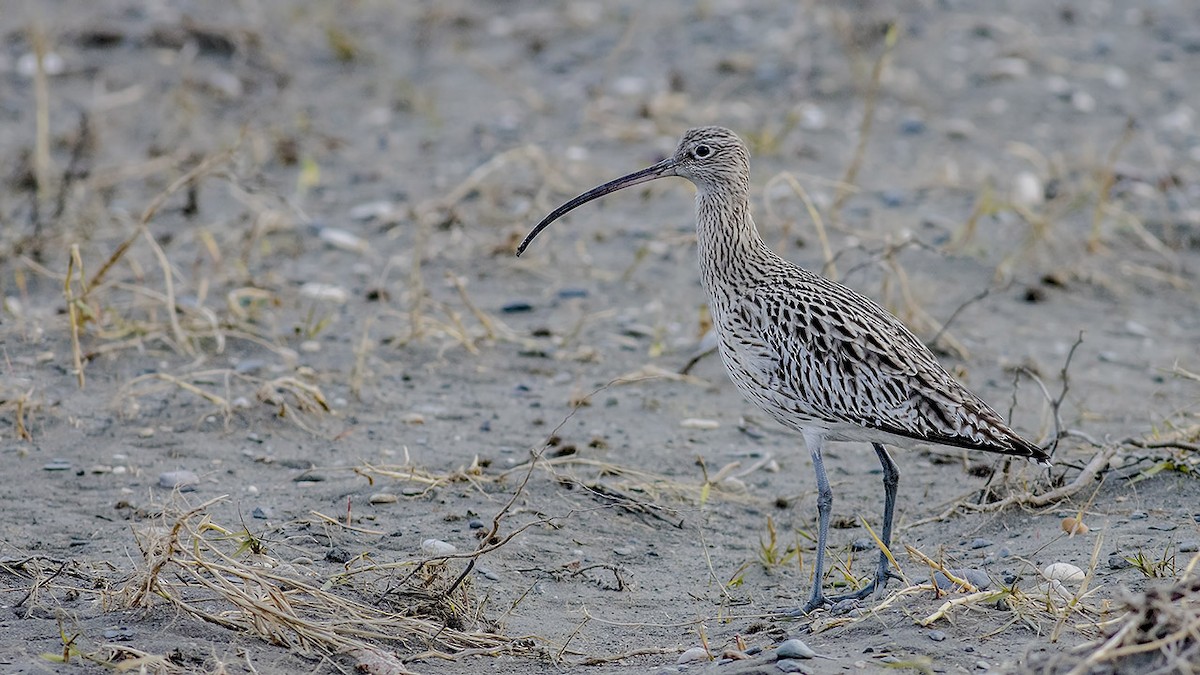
[730,273,1046,459]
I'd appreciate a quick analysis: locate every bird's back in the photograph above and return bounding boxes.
[710,259,1048,462]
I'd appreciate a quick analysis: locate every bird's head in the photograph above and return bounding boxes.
[516,126,751,255]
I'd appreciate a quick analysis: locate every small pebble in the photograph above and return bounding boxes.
[929,630,946,642]
[369,493,398,505]
[1194,514,1200,523]
[325,546,352,563]
[298,282,349,304]
[1130,511,1148,520]
[348,200,395,221]
[776,638,816,659]
[16,51,65,78]
[102,626,134,640]
[251,506,271,520]
[421,539,457,556]
[468,519,485,529]
[934,568,990,590]
[1180,541,1199,553]
[776,659,807,673]
[316,227,368,252]
[851,537,874,552]
[1010,172,1043,208]
[477,567,500,581]
[43,459,72,471]
[501,301,534,313]
[899,117,927,134]
[1108,555,1132,570]
[976,661,991,671]
[1070,90,1096,113]
[1149,523,1178,532]
[798,105,826,131]
[879,190,907,208]
[680,418,719,430]
[613,546,633,556]
[556,288,589,299]
[677,646,710,664]
[157,470,199,491]
[943,119,975,139]
[988,57,1030,79]
[969,538,994,549]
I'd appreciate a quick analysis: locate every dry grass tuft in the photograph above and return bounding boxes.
[117,496,536,672]
[1029,554,1200,674]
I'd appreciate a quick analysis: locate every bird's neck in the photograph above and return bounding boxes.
[695,189,777,292]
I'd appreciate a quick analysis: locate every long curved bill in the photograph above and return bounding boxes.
[516,157,677,256]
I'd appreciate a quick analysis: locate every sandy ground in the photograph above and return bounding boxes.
[2,1,1200,673]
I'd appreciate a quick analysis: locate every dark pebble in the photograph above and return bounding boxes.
[970,538,994,549]
[899,117,927,134]
[325,546,352,563]
[252,507,270,520]
[879,190,907,208]
[469,519,485,529]
[851,537,873,551]
[501,301,534,313]
[929,630,946,642]
[556,287,589,299]
[479,420,491,432]
[1108,555,1132,569]
[1130,511,1148,520]
[43,459,72,471]
[103,626,135,640]
[1193,514,1200,523]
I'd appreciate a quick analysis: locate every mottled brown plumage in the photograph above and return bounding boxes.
[518,126,1049,613]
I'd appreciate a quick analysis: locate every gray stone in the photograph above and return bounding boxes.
[776,638,815,659]
[157,470,199,491]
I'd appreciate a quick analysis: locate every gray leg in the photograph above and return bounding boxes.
[802,432,833,613]
[872,443,900,592]
[830,443,900,603]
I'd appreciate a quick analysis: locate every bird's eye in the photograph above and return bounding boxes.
[693,144,712,158]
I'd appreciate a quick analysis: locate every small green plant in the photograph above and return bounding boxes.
[1126,545,1178,579]
[757,516,799,572]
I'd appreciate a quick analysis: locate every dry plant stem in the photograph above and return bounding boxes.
[31,25,53,216]
[1089,118,1137,252]
[86,146,236,292]
[127,495,229,607]
[64,245,86,388]
[831,22,898,223]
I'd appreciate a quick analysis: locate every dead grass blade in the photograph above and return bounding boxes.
[117,496,533,671]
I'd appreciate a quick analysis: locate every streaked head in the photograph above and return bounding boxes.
[516,126,751,256]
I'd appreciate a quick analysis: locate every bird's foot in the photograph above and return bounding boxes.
[827,569,902,605]
[777,595,829,618]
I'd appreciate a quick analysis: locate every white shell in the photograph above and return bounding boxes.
[1042,562,1085,583]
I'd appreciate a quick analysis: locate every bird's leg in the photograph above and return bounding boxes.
[802,434,833,613]
[830,443,901,604]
